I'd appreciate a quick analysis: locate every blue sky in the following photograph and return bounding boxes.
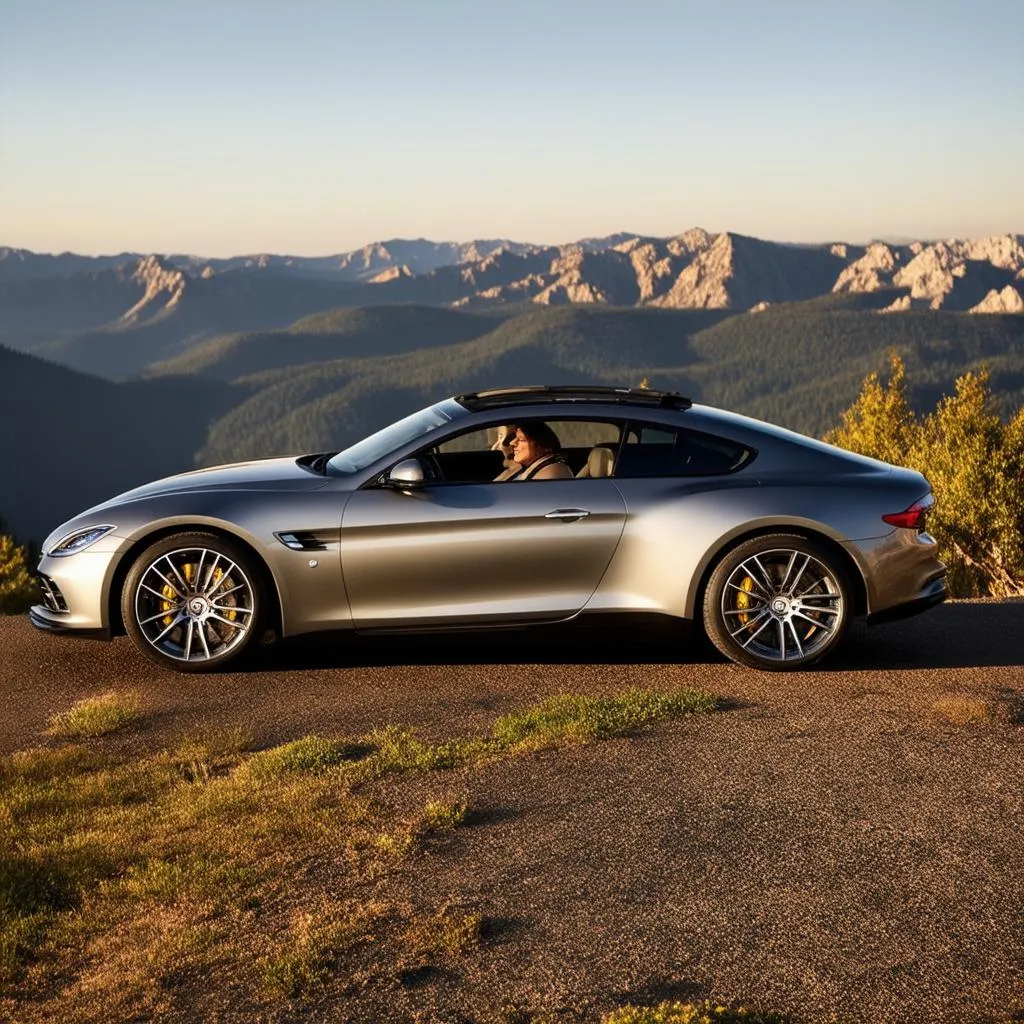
[2,0,1021,255]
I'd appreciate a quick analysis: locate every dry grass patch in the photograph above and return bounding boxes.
[932,691,1024,727]
[491,688,717,749]
[46,691,142,739]
[604,1001,787,1024]
[172,725,253,782]
[403,904,483,960]
[1,685,717,1020]
[374,798,468,860]
[259,900,380,999]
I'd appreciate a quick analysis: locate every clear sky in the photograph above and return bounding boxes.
[1,0,1021,255]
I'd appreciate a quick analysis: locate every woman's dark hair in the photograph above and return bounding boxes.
[512,420,562,453]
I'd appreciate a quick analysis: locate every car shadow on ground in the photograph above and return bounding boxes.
[254,600,1024,673]
[833,599,1024,671]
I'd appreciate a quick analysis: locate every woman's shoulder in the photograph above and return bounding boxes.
[533,459,573,480]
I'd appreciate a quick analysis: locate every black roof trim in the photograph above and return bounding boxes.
[456,385,693,412]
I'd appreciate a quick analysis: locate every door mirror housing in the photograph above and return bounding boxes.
[385,458,426,489]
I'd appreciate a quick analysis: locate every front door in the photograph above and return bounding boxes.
[340,479,626,630]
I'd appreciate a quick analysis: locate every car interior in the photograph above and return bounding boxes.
[412,419,752,484]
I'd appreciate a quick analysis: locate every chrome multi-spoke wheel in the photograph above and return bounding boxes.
[704,535,851,670]
[123,533,263,672]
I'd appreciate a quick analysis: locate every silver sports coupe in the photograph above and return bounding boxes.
[31,386,946,672]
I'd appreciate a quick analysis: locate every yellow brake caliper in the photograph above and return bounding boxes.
[735,575,756,628]
[161,562,237,631]
[160,562,195,627]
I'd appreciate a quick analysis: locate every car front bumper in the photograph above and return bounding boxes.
[29,603,111,640]
[30,539,123,637]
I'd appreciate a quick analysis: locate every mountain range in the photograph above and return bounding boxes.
[2,230,1021,380]
[2,229,1022,543]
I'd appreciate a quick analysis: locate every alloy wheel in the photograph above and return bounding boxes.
[133,546,256,665]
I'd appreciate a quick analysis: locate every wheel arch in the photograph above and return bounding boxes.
[106,523,284,639]
[686,522,869,627]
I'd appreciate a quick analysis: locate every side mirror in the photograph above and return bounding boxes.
[385,458,426,489]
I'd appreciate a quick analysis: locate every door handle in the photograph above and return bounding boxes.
[544,508,591,522]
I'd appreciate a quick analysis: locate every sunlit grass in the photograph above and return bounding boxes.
[1,685,717,1019]
[46,690,142,739]
[604,1001,787,1024]
[259,900,380,999]
[491,688,718,749]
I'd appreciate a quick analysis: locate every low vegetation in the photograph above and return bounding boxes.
[828,354,1024,596]
[45,690,142,739]
[0,686,716,1021]
[0,533,36,615]
[604,1001,787,1024]
[932,691,1024,727]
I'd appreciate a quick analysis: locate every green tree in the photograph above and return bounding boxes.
[0,533,37,614]
[826,355,1024,597]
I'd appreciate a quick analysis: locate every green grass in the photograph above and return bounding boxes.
[491,689,718,749]
[258,900,379,999]
[604,1001,788,1024]
[45,691,142,739]
[1,686,717,1018]
[239,734,353,779]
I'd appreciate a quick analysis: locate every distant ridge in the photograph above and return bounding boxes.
[2,230,1021,380]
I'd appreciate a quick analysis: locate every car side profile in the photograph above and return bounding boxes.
[31,385,947,672]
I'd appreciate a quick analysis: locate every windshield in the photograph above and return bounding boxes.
[327,399,464,474]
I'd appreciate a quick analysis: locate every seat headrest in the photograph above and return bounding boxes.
[585,446,614,478]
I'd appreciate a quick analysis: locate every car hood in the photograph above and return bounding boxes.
[86,456,330,512]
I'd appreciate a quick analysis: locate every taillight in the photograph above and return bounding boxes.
[882,497,932,530]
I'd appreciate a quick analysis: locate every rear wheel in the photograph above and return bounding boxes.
[703,534,851,671]
[122,532,264,673]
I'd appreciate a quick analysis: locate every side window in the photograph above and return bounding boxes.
[416,419,625,483]
[615,422,753,478]
[436,426,502,454]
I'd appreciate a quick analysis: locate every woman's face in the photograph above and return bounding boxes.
[510,428,546,466]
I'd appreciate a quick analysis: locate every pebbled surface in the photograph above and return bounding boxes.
[3,601,1023,1023]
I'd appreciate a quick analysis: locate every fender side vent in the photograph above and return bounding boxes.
[274,531,331,552]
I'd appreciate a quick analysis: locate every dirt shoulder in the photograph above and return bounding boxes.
[2,602,1023,1022]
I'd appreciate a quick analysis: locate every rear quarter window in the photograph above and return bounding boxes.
[617,424,754,478]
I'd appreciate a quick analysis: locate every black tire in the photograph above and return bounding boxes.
[122,531,265,673]
[703,533,851,671]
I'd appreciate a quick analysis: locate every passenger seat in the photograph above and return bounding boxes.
[576,446,614,478]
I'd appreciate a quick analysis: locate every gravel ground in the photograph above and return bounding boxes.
[3,602,1023,1023]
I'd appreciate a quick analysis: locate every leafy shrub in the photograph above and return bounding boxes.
[0,534,36,615]
[826,354,1024,596]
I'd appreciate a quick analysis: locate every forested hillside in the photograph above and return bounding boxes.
[0,346,240,541]
[196,302,1024,465]
[3,300,1023,541]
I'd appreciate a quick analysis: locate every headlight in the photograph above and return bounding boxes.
[49,525,117,557]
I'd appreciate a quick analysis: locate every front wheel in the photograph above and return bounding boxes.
[703,534,851,671]
[122,532,264,673]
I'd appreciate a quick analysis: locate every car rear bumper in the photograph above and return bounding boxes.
[865,573,947,625]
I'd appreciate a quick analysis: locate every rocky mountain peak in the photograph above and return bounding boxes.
[122,255,188,322]
[969,284,1024,314]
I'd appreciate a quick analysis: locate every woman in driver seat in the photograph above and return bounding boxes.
[502,422,573,480]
